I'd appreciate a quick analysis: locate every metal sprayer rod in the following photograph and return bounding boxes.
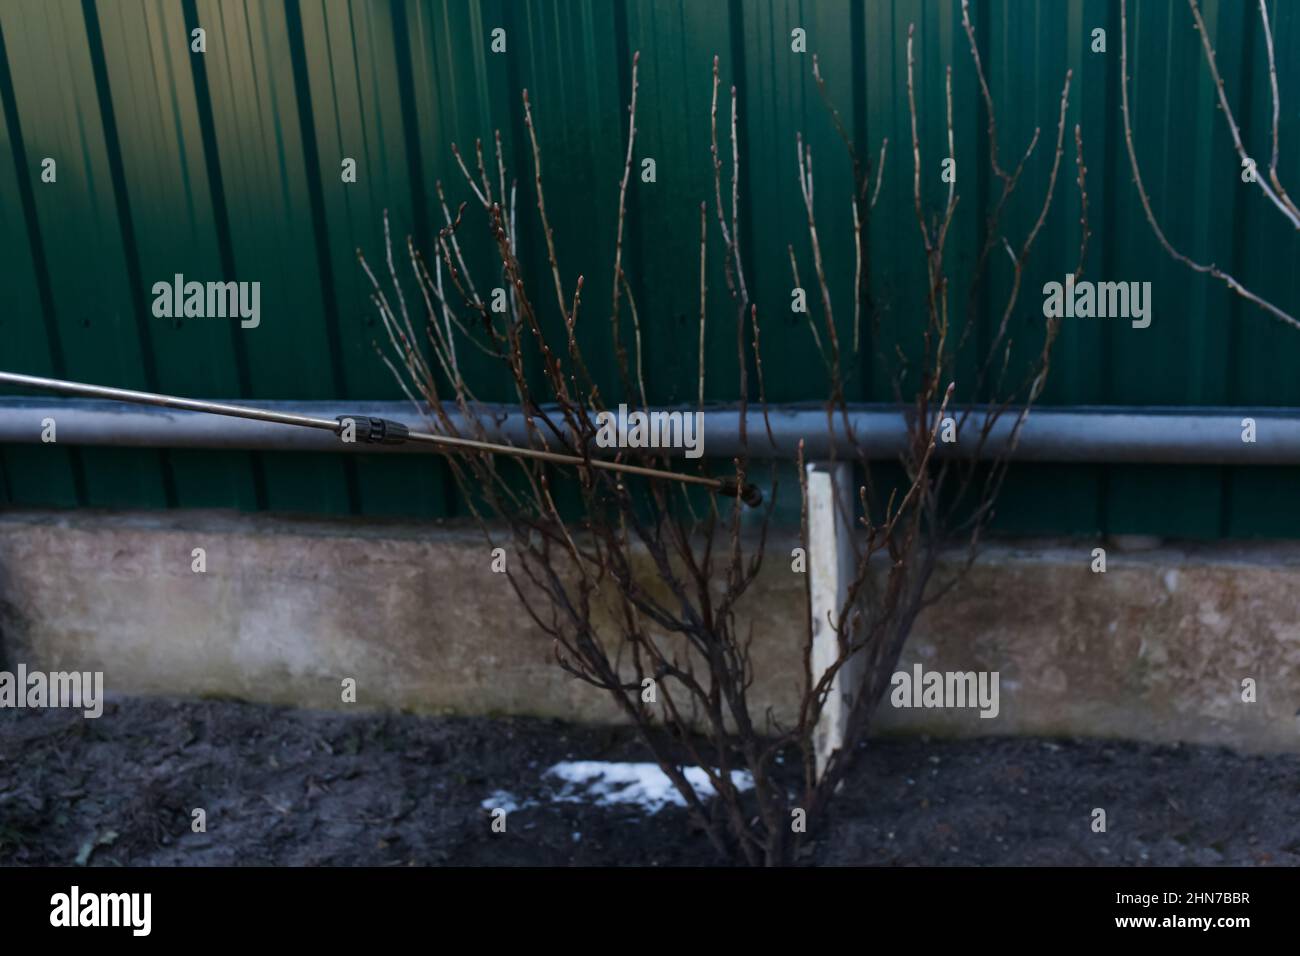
[0,371,762,506]
[0,371,338,431]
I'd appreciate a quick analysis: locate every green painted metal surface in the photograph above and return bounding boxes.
[2,0,1299,536]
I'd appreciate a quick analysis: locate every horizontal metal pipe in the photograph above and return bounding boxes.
[0,398,1297,464]
[0,372,757,500]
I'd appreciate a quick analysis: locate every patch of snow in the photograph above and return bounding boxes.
[480,789,537,814]
[479,761,755,818]
[544,760,754,815]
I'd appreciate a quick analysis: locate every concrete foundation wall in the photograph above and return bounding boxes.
[0,510,1296,752]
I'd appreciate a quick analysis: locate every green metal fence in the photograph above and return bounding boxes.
[3,0,1300,537]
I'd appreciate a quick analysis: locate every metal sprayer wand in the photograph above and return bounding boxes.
[0,371,762,506]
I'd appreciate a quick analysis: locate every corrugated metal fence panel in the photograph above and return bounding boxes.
[2,0,1300,536]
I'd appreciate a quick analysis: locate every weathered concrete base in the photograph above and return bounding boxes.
[0,510,1296,752]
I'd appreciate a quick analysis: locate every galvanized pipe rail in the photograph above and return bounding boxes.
[0,371,762,504]
[1,394,1297,465]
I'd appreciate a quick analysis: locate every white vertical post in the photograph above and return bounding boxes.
[807,461,862,780]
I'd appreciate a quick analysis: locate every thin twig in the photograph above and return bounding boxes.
[1120,0,1300,331]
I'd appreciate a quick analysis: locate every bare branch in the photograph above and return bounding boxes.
[1120,0,1300,331]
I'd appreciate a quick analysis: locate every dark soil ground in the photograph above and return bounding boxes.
[1,697,1296,866]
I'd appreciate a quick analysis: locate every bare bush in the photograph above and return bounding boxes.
[360,5,1085,866]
